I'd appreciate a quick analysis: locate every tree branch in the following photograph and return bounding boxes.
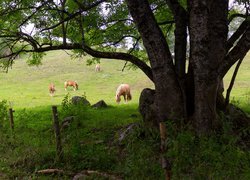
[165,0,188,78]
[82,45,154,82]
[227,20,248,51]
[0,41,154,82]
[19,1,51,27]
[228,13,247,23]
[40,10,83,32]
[224,57,243,108]
[219,26,250,78]
[73,0,106,11]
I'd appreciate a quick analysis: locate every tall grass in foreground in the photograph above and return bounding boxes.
[0,97,249,179]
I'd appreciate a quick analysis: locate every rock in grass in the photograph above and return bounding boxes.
[139,88,158,127]
[91,100,108,108]
[117,123,140,143]
[61,116,75,130]
[71,96,90,106]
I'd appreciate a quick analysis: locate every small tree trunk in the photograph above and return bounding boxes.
[225,57,244,109]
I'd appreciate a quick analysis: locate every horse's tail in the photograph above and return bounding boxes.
[127,91,132,101]
[74,81,78,90]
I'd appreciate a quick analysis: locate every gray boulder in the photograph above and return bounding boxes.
[91,100,108,108]
[139,88,158,127]
[61,116,75,130]
[71,96,90,106]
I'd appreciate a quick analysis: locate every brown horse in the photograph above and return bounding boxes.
[49,83,56,96]
[115,84,132,103]
[95,64,101,72]
[64,80,78,91]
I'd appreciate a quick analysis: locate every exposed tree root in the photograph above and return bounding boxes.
[73,170,122,180]
[36,168,64,174]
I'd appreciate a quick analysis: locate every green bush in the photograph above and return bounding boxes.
[0,100,8,128]
[166,121,250,179]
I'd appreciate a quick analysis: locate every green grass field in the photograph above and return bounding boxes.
[0,51,249,179]
[0,50,153,109]
[0,50,249,110]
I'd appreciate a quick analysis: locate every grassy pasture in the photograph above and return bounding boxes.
[0,50,153,109]
[0,50,248,110]
[0,50,249,179]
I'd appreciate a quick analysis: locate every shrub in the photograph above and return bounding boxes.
[0,100,8,128]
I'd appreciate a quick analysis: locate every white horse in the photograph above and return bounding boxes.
[115,84,132,103]
[95,64,101,72]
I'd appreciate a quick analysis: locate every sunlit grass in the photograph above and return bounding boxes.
[0,50,153,109]
[224,52,250,112]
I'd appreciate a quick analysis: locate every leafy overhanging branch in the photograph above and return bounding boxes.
[0,31,153,82]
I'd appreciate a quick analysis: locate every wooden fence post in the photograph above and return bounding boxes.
[9,108,15,130]
[159,122,171,180]
[52,106,63,161]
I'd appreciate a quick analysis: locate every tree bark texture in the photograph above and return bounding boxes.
[126,0,185,123]
[189,0,228,134]
[127,0,238,134]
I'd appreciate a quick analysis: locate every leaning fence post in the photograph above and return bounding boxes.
[159,122,171,180]
[9,108,15,130]
[52,105,63,161]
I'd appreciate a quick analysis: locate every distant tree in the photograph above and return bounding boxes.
[0,0,249,135]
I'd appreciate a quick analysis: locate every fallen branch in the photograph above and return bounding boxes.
[36,168,64,174]
[73,170,122,180]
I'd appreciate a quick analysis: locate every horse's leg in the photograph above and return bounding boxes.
[123,95,127,104]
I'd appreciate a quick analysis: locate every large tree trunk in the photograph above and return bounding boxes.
[126,0,185,123]
[189,0,228,135]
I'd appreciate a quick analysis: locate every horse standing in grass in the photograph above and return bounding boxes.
[49,83,56,96]
[115,84,132,103]
[95,64,101,72]
[64,80,78,91]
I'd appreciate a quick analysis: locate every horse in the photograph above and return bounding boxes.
[49,83,56,96]
[95,64,101,72]
[115,84,132,103]
[64,80,78,91]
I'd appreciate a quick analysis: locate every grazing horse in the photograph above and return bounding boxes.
[95,64,101,72]
[115,84,132,103]
[64,80,78,91]
[49,83,56,96]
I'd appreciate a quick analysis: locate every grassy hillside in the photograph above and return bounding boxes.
[223,52,250,112]
[0,50,249,110]
[0,50,153,109]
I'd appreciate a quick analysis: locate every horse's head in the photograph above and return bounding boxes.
[115,94,121,103]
